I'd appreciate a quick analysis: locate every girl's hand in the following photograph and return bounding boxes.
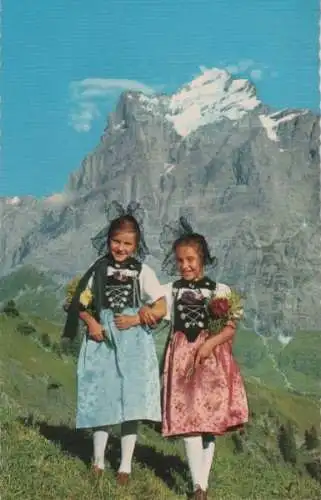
[139,306,157,326]
[194,339,216,368]
[88,320,106,342]
[114,314,139,330]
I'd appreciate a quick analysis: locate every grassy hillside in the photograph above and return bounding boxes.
[1,313,320,499]
[2,264,321,396]
[233,329,321,397]
[0,265,65,323]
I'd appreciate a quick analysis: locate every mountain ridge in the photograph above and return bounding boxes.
[1,66,320,335]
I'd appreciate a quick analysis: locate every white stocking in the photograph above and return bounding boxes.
[118,420,138,474]
[183,435,203,491]
[199,437,216,491]
[93,428,109,470]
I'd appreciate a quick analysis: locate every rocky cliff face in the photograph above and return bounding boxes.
[1,68,320,335]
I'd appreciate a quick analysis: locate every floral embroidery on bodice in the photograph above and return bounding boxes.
[173,277,216,342]
[102,259,142,312]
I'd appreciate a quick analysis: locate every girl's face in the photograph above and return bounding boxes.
[175,244,204,281]
[109,230,137,262]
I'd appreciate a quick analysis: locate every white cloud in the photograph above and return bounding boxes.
[69,78,155,133]
[226,60,277,82]
[250,69,263,81]
[69,101,101,132]
[44,193,68,205]
[226,59,256,74]
[237,59,256,72]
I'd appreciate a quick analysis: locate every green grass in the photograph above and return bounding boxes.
[1,408,320,499]
[0,264,65,323]
[1,414,320,500]
[233,329,321,396]
[0,314,76,420]
[0,413,185,500]
[27,313,65,341]
[0,266,55,297]
[1,313,321,499]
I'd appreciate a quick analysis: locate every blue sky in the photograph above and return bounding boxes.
[1,0,319,197]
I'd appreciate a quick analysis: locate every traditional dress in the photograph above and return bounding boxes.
[76,255,164,429]
[162,277,249,437]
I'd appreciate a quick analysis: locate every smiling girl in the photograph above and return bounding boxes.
[63,203,166,484]
[159,220,248,499]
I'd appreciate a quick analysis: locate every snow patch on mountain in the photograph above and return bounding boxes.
[259,110,305,143]
[131,68,308,145]
[163,162,176,175]
[259,115,279,141]
[164,68,261,137]
[137,93,168,117]
[5,196,21,206]
[278,333,293,346]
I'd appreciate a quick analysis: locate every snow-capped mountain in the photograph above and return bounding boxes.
[138,68,261,137]
[1,67,320,334]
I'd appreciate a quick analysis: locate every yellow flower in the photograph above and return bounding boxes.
[232,308,244,320]
[79,288,93,307]
[65,276,81,301]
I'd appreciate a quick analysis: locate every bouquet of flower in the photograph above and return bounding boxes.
[64,276,93,312]
[207,288,244,335]
[185,287,244,381]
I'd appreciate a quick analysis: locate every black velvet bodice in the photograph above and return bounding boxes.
[95,256,142,313]
[172,277,216,342]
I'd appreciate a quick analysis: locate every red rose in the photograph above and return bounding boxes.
[209,297,229,318]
